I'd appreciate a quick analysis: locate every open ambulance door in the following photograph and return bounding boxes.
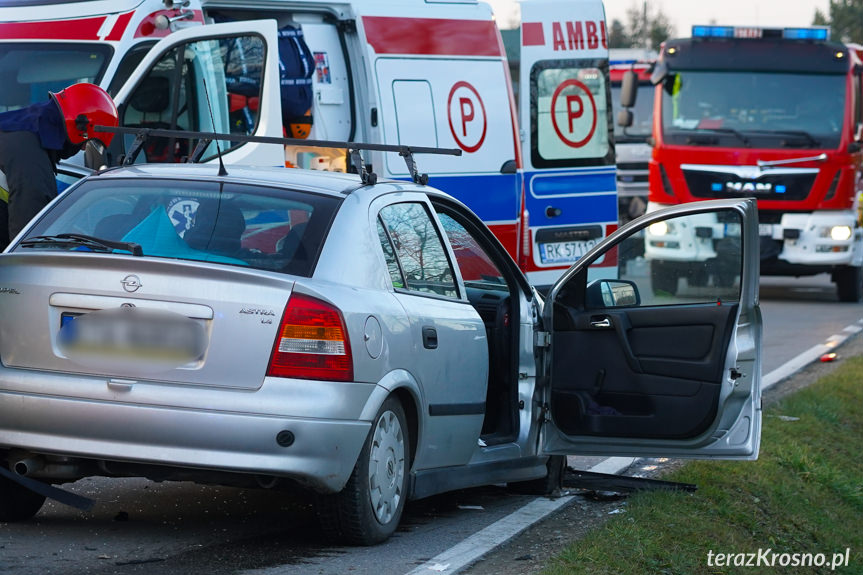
[111,20,284,167]
[540,199,762,459]
[517,0,618,287]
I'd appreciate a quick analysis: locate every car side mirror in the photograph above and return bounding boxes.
[586,279,641,309]
[849,141,862,154]
[619,70,638,108]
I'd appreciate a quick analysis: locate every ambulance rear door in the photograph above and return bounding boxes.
[519,0,618,288]
[112,19,284,166]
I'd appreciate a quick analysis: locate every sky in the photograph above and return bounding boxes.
[488,0,832,34]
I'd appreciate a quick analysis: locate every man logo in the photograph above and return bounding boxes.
[725,181,774,193]
[121,275,142,293]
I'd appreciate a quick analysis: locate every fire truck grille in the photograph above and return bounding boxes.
[683,171,816,201]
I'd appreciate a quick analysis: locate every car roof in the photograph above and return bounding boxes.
[92,163,371,197]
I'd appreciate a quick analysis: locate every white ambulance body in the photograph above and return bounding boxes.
[0,0,617,286]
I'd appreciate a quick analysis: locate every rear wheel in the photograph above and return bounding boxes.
[316,397,409,545]
[835,265,863,302]
[0,474,46,522]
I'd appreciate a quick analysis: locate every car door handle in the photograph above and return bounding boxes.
[590,317,612,329]
[422,326,438,349]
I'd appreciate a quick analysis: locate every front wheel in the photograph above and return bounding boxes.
[316,397,409,545]
[835,265,863,302]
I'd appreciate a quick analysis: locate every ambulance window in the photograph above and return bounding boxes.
[120,34,266,163]
[530,60,613,168]
[393,81,437,147]
[0,43,111,111]
[107,42,156,97]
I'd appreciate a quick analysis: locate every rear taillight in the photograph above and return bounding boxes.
[267,293,353,382]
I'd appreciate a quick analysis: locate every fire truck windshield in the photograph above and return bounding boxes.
[0,43,112,111]
[660,70,846,149]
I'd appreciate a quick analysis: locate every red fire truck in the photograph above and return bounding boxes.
[635,26,863,300]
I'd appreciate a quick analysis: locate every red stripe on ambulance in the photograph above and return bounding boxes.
[105,11,134,42]
[521,22,545,46]
[0,16,105,40]
[363,16,502,57]
[521,20,609,51]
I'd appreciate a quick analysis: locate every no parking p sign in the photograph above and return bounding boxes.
[550,78,597,149]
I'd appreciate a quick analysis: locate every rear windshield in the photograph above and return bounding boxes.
[0,43,112,111]
[18,178,340,277]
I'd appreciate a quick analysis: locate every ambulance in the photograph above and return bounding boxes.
[0,0,618,287]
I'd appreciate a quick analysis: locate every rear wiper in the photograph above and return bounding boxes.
[19,233,143,256]
[745,129,820,148]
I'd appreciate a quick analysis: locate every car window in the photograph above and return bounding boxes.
[18,178,339,277]
[436,212,507,290]
[377,217,405,289]
[585,208,742,308]
[378,202,458,298]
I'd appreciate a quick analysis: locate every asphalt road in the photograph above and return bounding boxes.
[2,274,861,575]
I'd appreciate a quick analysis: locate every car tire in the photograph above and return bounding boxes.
[316,396,409,545]
[507,455,565,495]
[0,474,46,522]
[650,261,679,296]
[835,265,863,302]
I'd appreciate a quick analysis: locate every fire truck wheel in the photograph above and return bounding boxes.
[835,266,863,302]
[650,260,679,296]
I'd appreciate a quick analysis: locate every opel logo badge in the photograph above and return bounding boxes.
[121,274,142,293]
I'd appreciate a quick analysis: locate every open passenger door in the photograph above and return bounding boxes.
[111,20,284,167]
[540,199,762,459]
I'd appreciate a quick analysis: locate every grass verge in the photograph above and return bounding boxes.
[546,357,863,574]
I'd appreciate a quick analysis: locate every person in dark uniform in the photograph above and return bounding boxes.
[0,83,118,250]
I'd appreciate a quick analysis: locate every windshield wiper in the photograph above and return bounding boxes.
[19,233,143,256]
[693,127,750,146]
[744,129,820,148]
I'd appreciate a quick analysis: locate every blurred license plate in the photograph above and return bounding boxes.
[59,308,205,363]
[539,240,597,265]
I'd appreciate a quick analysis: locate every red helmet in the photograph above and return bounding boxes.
[50,83,119,147]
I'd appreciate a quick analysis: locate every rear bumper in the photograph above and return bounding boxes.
[0,380,375,493]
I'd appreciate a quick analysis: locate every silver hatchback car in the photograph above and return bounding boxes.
[0,162,762,544]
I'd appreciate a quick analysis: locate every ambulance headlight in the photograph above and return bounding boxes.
[830,225,853,241]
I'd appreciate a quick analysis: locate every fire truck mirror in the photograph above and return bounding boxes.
[650,61,668,86]
[619,70,638,108]
[617,108,634,129]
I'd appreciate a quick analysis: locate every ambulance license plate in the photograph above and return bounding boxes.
[539,239,597,265]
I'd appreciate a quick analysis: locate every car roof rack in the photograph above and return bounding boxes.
[94,126,462,186]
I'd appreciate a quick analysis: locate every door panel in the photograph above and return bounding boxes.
[542,199,762,459]
[551,303,737,439]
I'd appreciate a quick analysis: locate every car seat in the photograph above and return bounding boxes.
[184,200,246,256]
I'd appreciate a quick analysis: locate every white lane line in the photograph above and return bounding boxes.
[763,321,862,390]
[403,458,634,575]
[405,322,863,575]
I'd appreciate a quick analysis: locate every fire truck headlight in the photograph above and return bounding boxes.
[830,226,853,241]
[648,221,670,237]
